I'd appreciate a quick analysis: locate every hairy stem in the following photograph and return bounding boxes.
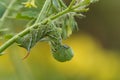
[35,0,51,23]
[0,0,90,55]
[72,0,90,10]
[68,0,76,8]
[0,1,70,54]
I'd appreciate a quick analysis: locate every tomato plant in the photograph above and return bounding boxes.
[0,0,98,62]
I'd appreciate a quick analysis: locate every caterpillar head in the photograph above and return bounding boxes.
[51,45,74,62]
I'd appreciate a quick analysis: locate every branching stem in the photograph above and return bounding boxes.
[0,0,91,55]
[0,1,71,55]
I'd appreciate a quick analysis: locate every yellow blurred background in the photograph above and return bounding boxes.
[0,33,120,80]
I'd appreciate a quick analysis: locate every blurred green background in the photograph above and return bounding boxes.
[0,0,120,80]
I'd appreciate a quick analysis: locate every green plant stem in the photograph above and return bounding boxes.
[0,7,70,54]
[0,0,16,27]
[35,0,51,23]
[0,0,88,55]
[68,0,76,8]
[72,0,90,10]
[58,0,67,8]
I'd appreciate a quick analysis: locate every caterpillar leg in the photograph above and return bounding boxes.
[22,51,30,60]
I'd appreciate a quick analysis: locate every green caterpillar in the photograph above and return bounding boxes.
[16,23,74,62]
[15,0,76,62]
